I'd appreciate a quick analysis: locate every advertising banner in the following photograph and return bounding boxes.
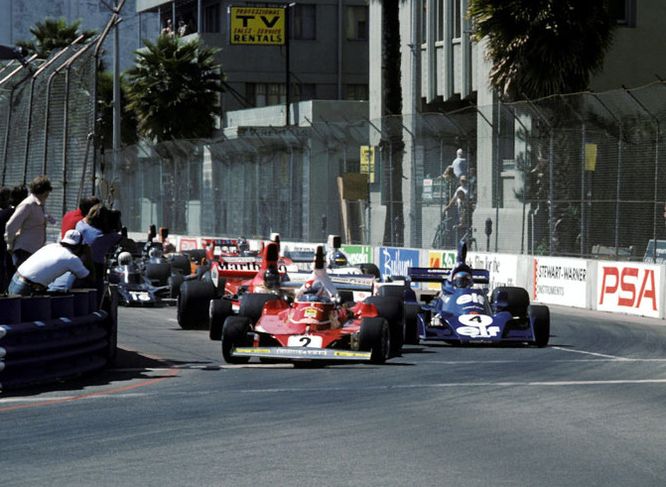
[596,262,662,318]
[342,245,373,265]
[425,250,456,290]
[467,252,520,291]
[229,7,285,45]
[378,247,420,278]
[177,237,200,251]
[533,256,588,308]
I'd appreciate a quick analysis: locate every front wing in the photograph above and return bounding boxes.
[233,346,372,362]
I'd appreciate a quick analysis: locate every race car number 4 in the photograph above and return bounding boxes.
[287,335,323,348]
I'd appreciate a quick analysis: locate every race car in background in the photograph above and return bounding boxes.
[218,245,404,365]
[407,241,550,347]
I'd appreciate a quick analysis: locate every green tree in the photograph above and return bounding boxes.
[16,17,96,58]
[97,70,138,148]
[125,34,224,141]
[468,0,614,101]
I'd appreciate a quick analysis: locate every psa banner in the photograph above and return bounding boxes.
[597,262,662,318]
[533,256,588,308]
[342,245,373,265]
[379,247,419,277]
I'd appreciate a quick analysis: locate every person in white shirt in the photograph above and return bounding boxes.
[451,148,468,179]
[7,229,91,296]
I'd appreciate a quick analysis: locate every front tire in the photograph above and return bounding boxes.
[222,316,252,364]
[492,286,530,317]
[404,302,420,345]
[364,295,404,356]
[239,293,281,323]
[359,317,390,364]
[209,298,233,340]
[529,304,550,347]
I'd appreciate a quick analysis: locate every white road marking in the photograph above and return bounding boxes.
[551,346,629,360]
[421,358,666,364]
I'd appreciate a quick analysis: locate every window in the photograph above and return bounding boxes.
[608,0,636,27]
[346,6,368,41]
[204,3,221,33]
[345,84,368,101]
[292,4,316,40]
[453,0,462,38]
[295,83,316,102]
[436,0,444,41]
[247,83,286,107]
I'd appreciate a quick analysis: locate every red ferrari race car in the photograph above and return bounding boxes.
[218,246,404,365]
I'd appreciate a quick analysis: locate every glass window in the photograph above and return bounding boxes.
[345,84,368,101]
[295,83,316,101]
[436,0,444,41]
[608,0,636,27]
[293,4,316,40]
[346,6,368,41]
[453,0,461,38]
[247,83,287,107]
[204,3,221,33]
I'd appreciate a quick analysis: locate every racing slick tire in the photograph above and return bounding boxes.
[177,279,216,329]
[145,262,171,285]
[168,273,184,299]
[359,317,390,364]
[492,286,530,317]
[222,316,252,364]
[168,254,191,275]
[357,263,381,279]
[209,298,233,341]
[377,284,405,299]
[364,295,404,356]
[529,304,550,347]
[238,293,281,323]
[404,302,420,345]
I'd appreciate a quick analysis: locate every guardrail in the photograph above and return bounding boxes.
[0,285,118,391]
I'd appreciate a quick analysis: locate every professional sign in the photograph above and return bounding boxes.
[341,245,373,266]
[468,252,519,291]
[533,256,588,308]
[360,145,375,183]
[597,262,661,318]
[229,7,285,45]
[379,247,419,278]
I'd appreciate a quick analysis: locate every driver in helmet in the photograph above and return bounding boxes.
[238,237,252,256]
[296,279,331,303]
[451,264,474,289]
[328,250,348,268]
[148,246,163,262]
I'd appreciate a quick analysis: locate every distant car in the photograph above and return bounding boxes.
[218,245,404,365]
[107,256,168,306]
[408,241,550,347]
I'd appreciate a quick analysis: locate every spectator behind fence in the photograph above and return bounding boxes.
[5,175,54,268]
[7,229,91,296]
[76,204,122,300]
[450,148,468,179]
[61,196,101,238]
[0,187,13,292]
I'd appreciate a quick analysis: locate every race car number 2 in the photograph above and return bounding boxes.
[287,335,323,348]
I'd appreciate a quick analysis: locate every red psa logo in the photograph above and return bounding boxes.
[599,266,657,310]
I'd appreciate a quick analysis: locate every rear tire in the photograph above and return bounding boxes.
[404,302,420,345]
[168,254,191,275]
[177,280,215,329]
[222,316,252,364]
[492,286,530,317]
[359,317,390,364]
[239,293,281,323]
[209,298,233,341]
[168,273,184,299]
[529,304,550,347]
[364,295,404,355]
[145,262,171,285]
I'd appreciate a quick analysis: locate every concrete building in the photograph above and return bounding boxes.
[136,0,370,113]
[368,0,666,251]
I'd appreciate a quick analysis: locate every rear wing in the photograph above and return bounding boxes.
[408,267,490,285]
[285,272,376,292]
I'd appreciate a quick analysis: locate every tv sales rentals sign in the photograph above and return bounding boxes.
[596,262,663,318]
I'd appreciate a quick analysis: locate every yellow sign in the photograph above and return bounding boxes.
[229,7,285,45]
[360,145,375,183]
[585,143,597,172]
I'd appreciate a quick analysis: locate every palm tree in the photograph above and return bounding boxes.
[97,71,138,149]
[468,0,614,101]
[125,34,224,232]
[468,0,614,255]
[380,0,405,246]
[125,34,224,142]
[16,18,96,59]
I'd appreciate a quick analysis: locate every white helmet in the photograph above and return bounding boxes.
[148,247,163,259]
[118,251,133,266]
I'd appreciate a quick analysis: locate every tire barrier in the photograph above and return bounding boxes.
[0,285,119,391]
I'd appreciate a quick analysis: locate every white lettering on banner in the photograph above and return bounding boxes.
[598,266,657,311]
[468,253,518,289]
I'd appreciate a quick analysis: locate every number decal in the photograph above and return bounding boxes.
[287,335,323,348]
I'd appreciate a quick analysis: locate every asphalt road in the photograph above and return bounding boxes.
[1,305,666,486]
